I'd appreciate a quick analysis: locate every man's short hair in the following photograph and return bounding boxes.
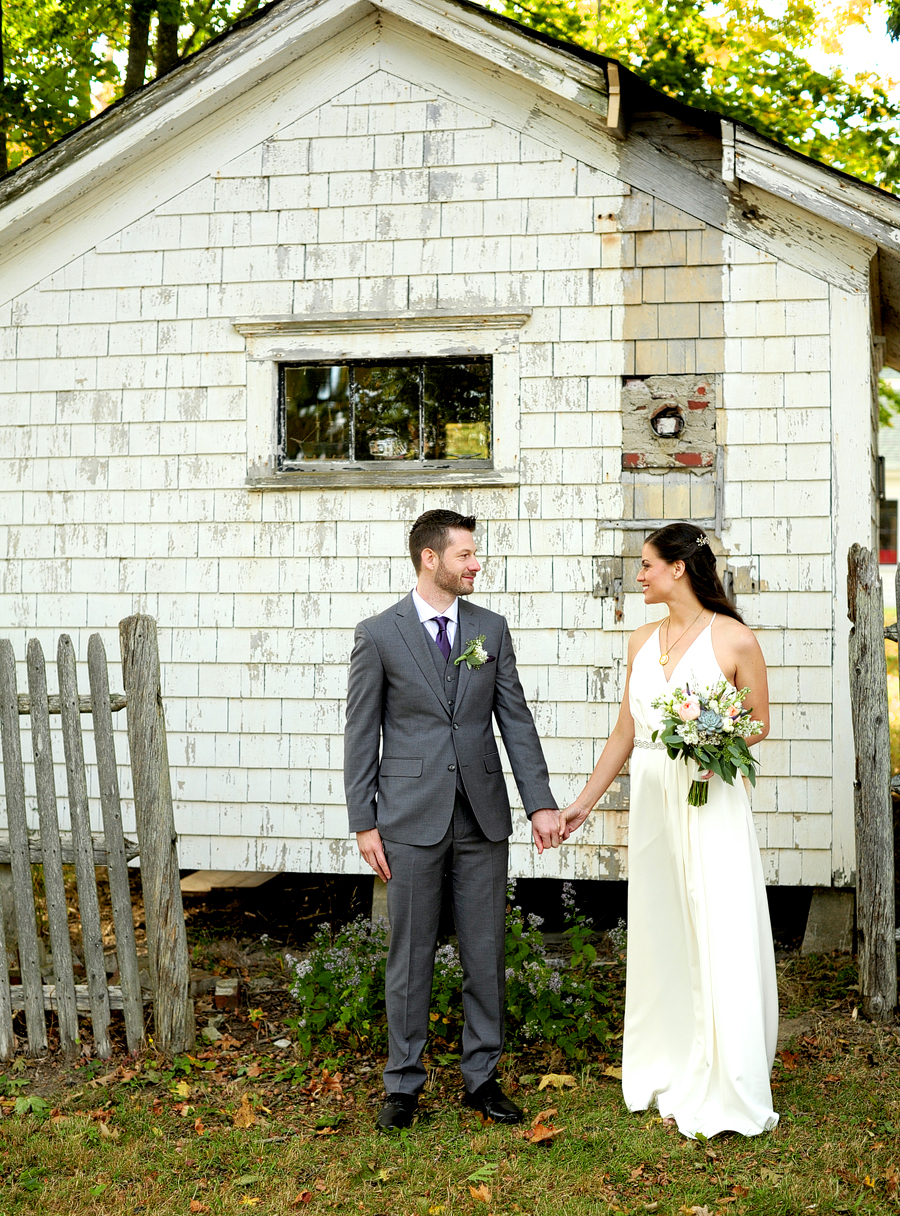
[409,510,477,572]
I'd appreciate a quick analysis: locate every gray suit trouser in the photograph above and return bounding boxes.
[380,793,508,1095]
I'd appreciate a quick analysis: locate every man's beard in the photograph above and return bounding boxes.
[434,557,474,597]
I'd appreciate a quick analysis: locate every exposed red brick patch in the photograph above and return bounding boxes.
[674,451,713,467]
[687,399,708,410]
[622,453,645,468]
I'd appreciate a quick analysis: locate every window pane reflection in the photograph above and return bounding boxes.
[283,365,350,461]
[424,361,491,459]
[280,358,491,464]
[353,365,420,461]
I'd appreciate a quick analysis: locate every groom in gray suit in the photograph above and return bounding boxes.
[344,509,560,1131]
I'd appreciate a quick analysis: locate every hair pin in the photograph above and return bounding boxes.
[696,534,709,547]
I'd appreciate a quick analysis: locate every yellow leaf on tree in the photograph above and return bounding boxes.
[538,1073,578,1091]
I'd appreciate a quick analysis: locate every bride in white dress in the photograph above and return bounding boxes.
[561,522,778,1139]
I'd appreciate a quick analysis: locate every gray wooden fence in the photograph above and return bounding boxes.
[0,614,193,1058]
[847,543,897,1021]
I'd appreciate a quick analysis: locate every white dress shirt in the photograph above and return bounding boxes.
[411,587,459,650]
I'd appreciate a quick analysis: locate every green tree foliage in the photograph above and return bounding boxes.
[0,0,263,173]
[1,1,128,173]
[490,0,900,190]
[880,375,900,427]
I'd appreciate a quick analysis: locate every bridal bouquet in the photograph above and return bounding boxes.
[650,679,764,806]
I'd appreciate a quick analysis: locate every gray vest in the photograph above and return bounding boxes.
[424,621,464,789]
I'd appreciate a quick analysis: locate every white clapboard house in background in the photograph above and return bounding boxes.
[2,0,900,893]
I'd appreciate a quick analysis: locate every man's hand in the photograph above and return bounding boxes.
[558,802,592,841]
[531,808,561,854]
[356,828,391,881]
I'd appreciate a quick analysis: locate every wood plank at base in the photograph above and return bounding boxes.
[8,984,152,1012]
[180,870,280,893]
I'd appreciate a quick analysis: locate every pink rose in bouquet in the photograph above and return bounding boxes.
[677,698,701,722]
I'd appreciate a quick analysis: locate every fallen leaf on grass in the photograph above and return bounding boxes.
[245,1062,263,1078]
[469,1183,491,1203]
[522,1106,564,1146]
[538,1073,577,1091]
[98,1121,119,1140]
[235,1175,261,1187]
[239,1199,261,1207]
[173,1081,191,1100]
[233,1096,256,1129]
[355,1164,394,1185]
[290,1194,313,1206]
[731,1184,749,1197]
[823,1075,841,1083]
[680,1207,713,1216]
[603,1066,623,1080]
[779,1051,799,1071]
[194,1117,205,1136]
[189,1203,210,1213]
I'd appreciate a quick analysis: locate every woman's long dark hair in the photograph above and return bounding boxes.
[645,522,744,624]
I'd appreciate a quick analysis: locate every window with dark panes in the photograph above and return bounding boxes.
[280,358,491,466]
[880,499,897,565]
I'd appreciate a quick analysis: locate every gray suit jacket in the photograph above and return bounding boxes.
[344,593,556,845]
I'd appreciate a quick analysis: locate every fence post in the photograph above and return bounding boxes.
[88,634,145,1054]
[58,635,112,1059]
[0,641,47,1054]
[27,639,80,1056]
[847,543,897,1020]
[119,615,194,1055]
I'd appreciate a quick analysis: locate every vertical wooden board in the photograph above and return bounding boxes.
[0,899,16,1060]
[57,636,112,1059]
[26,638,80,1056]
[847,544,897,1021]
[120,616,194,1055]
[88,634,145,1053]
[0,640,46,1054]
[831,287,873,889]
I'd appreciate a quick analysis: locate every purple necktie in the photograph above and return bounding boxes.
[433,616,451,662]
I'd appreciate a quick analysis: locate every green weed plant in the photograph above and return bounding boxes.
[286,883,614,1059]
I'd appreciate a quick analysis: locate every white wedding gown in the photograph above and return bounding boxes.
[622,617,779,1138]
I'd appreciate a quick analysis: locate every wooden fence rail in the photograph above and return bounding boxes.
[0,615,193,1058]
[847,543,897,1021]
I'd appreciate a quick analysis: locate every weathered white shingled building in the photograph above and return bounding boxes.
[2,0,900,890]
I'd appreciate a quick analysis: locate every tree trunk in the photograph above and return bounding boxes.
[124,0,155,96]
[155,0,181,76]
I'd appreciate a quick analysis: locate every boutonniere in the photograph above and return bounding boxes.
[455,634,495,670]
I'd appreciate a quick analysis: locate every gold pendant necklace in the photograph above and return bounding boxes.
[659,608,705,666]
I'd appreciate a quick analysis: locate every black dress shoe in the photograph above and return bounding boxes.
[463,1078,523,1124]
[375,1092,418,1132]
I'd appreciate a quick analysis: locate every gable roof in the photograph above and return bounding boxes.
[2,0,900,364]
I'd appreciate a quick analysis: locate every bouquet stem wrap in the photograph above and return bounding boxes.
[688,778,710,807]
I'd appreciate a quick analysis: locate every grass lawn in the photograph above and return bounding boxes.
[1,955,898,1215]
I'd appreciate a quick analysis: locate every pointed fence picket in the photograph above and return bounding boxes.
[0,615,193,1058]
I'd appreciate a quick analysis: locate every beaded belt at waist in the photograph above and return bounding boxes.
[633,737,666,750]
